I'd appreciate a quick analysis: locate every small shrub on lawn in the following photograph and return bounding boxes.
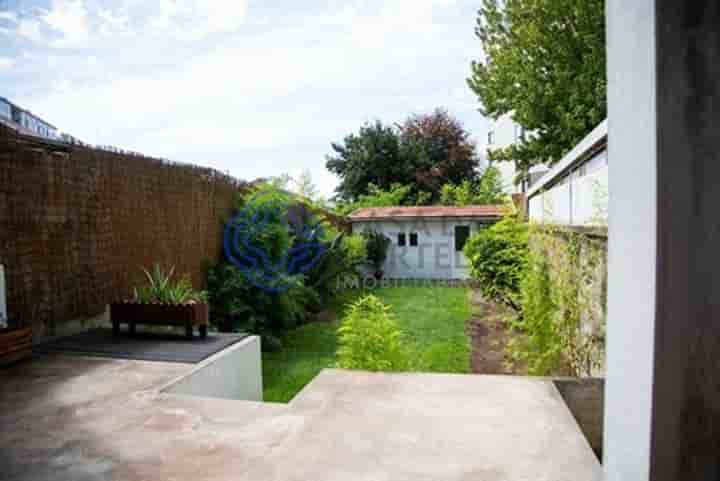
[337,295,408,371]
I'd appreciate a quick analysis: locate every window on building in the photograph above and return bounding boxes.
[455,226,471,252]
[409,233,418,247]
[487,131,495,145]
[398,233,406,246]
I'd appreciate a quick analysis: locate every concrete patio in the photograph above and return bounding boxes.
[0,354,601,481]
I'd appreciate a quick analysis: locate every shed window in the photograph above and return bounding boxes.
[409,233,418,247]
[455,226,470,252]
[397,233,406,246]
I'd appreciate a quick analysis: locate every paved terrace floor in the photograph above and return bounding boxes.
[0,355,601,481]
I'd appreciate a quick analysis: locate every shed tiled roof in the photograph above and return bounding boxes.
[349,205,507,221]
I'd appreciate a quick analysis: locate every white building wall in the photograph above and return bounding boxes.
[529,158,608,226]
[352,218,494,279]
[0,99,11,120]
[16,111,58,139]
[484,114,522,194]
[527,122,608,227]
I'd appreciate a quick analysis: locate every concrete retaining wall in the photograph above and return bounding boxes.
[554,377,605,459]
[163,336,263,402]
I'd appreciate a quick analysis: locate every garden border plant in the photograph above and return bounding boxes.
[463,214,529,314]
[464,216,606,377]
[510,225,606,377]
[207,183,367,350]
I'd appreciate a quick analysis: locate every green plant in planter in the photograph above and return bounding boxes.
[361,229,391,279]
[133,264,207,304]
[337,295,408,371]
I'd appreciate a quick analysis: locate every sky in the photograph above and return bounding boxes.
[0,0,489,198]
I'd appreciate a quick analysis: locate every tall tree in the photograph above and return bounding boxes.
[468,0,606,178]
[292,169,319,201]
[326,111,480,201]
[399,109,480,200]
[326,121,411,202]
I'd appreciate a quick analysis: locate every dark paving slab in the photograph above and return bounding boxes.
[34,329,248,363]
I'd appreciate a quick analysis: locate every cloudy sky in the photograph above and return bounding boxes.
[0,0,489,197]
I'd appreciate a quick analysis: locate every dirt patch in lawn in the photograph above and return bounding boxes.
[468,289,526,375]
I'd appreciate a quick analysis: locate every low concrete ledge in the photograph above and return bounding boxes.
[161,335,263,401]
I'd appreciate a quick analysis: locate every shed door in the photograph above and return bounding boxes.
[452,224,471,279]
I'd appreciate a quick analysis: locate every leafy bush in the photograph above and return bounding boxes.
[361,229,391,276]
[464,216,529,313]
[439,166,507,206]
[335,183,432,216]
[206,184,324,348]
[336,295,408,371]
[306,229,367,300]
[133,264,206,303]
[208,183,366,349]
[492,225,607,377]
[207,263,320,350]
[231,184,294,266]
[511,227,605,377]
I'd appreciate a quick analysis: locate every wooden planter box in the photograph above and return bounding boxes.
[110,302,209,339]
[0,326,32,366]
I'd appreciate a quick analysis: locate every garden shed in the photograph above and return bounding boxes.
[349,205,506,279]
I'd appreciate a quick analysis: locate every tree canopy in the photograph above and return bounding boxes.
[439,165,507,206]
[398,110,480,197]
[335,183,427,216]
[326,109,480,202]
[468,0,606,179]
[291,169,319,201]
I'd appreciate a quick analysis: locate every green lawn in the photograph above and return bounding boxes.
[262,286,471,403]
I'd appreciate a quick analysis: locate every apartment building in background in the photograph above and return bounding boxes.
[0,96,59,140]
[484,114,548,194]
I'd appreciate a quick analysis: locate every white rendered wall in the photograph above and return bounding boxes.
[604,0,657,478]
[163,336,263,401]
[527,146,608,227]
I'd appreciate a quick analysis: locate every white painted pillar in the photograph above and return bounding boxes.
[605,1,720,480]
[604,2,657,478]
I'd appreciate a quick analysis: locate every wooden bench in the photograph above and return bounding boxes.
[0,326,32,366]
